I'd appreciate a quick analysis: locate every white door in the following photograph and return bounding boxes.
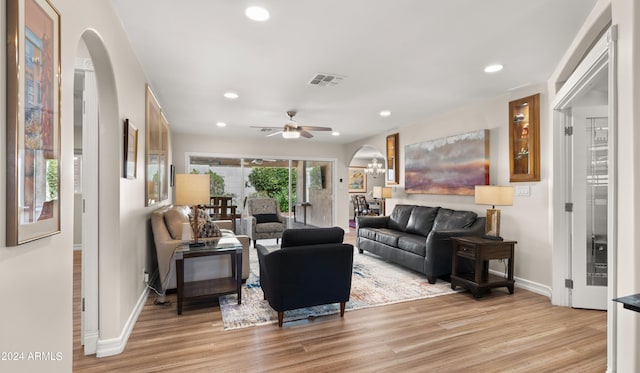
[80,68,100,354]
[569,105,608,310]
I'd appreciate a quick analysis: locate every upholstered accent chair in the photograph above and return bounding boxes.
[256,227,354,327]
[245,198,286,247]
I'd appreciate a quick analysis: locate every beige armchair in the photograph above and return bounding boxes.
[151,205,250,294]
[245,198,286,247]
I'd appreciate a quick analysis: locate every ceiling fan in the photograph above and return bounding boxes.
[251,110,332,139]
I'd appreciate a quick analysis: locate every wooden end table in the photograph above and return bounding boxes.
[451,236,517,298]
[175,237,243,315]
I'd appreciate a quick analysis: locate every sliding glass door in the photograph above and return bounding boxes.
[185,154,333,231]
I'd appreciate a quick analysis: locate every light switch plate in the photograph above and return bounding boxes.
[515,185,530,196]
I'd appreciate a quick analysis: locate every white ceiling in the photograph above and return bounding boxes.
[110,0,598,145]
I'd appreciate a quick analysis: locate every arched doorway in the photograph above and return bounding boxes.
[348,145,385,227]
[73,30,120,356]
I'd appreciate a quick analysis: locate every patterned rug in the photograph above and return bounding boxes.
[219,246,460,329]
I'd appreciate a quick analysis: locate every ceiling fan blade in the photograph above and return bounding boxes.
[267,130,283,137]
[299,125,332,132]
[250,125,282,131]
[300,130,314,138]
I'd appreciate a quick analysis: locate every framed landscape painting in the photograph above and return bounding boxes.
[6,0,61,245]
[348,167,366,193]
[405,130,489,196]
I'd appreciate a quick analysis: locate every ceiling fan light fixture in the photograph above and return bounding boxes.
[282,129,300,139]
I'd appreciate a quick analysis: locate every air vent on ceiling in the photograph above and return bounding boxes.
[308,73,345,87]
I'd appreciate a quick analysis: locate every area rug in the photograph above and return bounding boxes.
[218,246,460,330]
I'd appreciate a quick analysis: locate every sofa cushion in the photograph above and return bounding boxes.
[164,207,189,240]
[388,205,416,232]
[397,234,427,257]
[255,213,280,224]
[375,228,403,247]
[358,227,378,241]
[405,206,440,236]
[432,208,477,230]
[255,222,285,233]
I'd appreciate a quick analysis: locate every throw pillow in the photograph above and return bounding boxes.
[199,220,222,238]
[188,207,222,238]
[255,213,280,224]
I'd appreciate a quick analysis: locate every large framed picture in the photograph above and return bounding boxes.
[6,0,61,246]
[405,130,489,196]
[348,167,366,193]
[145,84,170,206]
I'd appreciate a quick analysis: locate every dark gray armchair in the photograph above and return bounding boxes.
[256,227,354,327]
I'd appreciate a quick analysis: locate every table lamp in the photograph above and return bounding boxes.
[373,186,392,215]
[175,174,210,247]
[474,185,514,240]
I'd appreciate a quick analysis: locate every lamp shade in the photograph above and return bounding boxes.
[373,186,382,199]
[381,187,392,199]
[175,174,210,206]
[475,185,514,206]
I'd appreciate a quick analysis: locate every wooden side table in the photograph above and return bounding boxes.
[451,236,517,298]
[175,238,243,315]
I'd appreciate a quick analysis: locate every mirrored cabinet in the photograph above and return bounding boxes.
[509,94,540,182]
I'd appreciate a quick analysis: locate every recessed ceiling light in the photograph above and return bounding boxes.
[245,6,270,22]
[223,92,239,99]
[332,131,340,136]
[379,110,391,117]
[216,122,227,127]
[484,64,503,73]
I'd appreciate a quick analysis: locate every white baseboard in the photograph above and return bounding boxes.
[83,330,99,355]
[96,286,149,357]
[73,244,83,251]
[489,268,552,299]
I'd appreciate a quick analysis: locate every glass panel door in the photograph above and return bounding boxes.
[187,155,334,231]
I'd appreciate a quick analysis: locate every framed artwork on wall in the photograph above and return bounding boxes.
[405,130,489,196]
[509,93,540,182]
[386,133,399,185]
[348,167,366,193]
[145,84,170,206]
[6,0,62,246]
[123,118,138,179]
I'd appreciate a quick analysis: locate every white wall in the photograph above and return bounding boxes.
[0,0,156,371]
[609,0,640,371]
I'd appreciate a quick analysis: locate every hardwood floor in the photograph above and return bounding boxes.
[73,231,607,372]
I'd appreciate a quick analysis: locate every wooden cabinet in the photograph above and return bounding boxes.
[509,94,540,182]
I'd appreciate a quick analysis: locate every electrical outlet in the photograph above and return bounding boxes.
[143,270,149,284]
